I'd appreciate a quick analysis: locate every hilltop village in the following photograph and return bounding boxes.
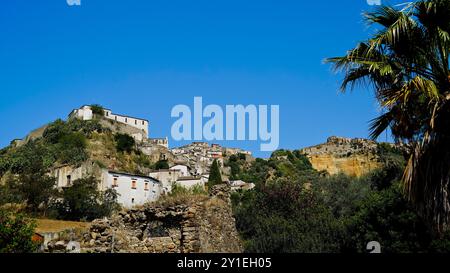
[9,105,255,208]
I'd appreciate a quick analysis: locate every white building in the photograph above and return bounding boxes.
[148,137,169,149]
[176,176,206,189]
[148,169,182,194]
[169,164,191,177]
[102,170,162,208]
[69,105,149,139]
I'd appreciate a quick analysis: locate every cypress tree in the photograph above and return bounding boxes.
[208,159,223,188]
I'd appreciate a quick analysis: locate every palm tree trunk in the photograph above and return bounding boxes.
[404,133,450,235]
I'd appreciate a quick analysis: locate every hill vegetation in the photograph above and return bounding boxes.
[230,146,450,253]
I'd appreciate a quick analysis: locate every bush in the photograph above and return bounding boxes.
[153,160,169,170]
[53,176,119,221]
[114,133,135,153]
[6,172,57,215]
[231,149,450,253]
[169,183,206,197]
[90,104,105,116]
[0,208,38,253]
[234,180,343,253]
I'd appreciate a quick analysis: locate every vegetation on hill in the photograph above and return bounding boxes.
[0,208,38,253]
[114,133,135,153]
[0,116,163,224]
[153,159,169,170]
[52,176,119,221]
[231,146,450,253]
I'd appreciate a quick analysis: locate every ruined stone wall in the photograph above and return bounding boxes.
[67,184,243,253]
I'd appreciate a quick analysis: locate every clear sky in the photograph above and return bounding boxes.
[0,0,404,158]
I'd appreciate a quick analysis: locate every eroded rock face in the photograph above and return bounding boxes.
[301,136,383,177]
[76,184,242,253]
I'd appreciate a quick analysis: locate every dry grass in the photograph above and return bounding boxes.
[34,218,91,233]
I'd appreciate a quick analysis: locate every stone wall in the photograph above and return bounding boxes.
[47,184,243,253]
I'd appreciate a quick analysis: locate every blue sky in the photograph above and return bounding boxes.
[0,0,404,157]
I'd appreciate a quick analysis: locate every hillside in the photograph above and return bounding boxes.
[0,116,169,185]
[300,136,403,177]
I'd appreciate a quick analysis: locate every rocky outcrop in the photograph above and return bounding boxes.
[301,136,383,177]
[50,184,242,253]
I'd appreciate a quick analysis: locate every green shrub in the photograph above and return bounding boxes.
[153,159,169,170]
[0,208,38,253]
[114,133,135,153]
[169,183,207,197]
[6,172,57,215]
[52,176,119,221]
[90,104,105,116]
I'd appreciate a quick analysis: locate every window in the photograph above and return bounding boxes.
[144,182,149,191]
[135,120,137,125]
[131,198,135,204]
[115,116,117,121]
[112,177,118,187]
[131,180,137,189]
[142,120,145,125]
[125,118,128,122]
[66,175,71,186]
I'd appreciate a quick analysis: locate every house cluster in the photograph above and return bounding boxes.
[52,105,254,209]
[170,142,252,175]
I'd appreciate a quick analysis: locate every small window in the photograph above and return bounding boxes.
[66,175,71,186]
[142,120,145,125]
[131,198,135,204]
[125,118,128,122]
[112,177,118,187]
[115,116,117,121]
[135,120,137,125]
[144,182,149,191]
[131,180,137,189]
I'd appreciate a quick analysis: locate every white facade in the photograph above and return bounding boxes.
[176,176,206,189]
[148,169,182,194]
[102,170,162,208]
[149,137,169,149]
[169,164,190,177]
[69,105,149,139]
[69,105,94,121]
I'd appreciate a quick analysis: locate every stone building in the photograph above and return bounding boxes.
[102,170,162,208]
[68,105,149,140]
[148,169,182,194]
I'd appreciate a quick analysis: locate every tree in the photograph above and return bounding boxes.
[55,176,118,221]
[327,0,450,234]
[208,159,223,188]
[8,173,57,215]
[90,104,105,116]
[114,133,135,153]
[0,208,38,253]
[153,160,169,170]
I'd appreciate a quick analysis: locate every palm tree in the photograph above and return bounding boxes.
[326,0,450,234]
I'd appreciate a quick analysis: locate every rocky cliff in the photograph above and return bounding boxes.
[301,136,383,177]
